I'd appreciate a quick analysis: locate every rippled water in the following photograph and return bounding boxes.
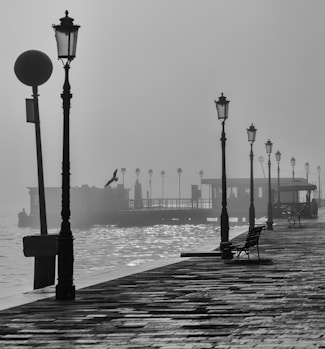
[0,212,249,298]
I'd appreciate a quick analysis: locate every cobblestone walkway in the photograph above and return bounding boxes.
[1,217,325,348]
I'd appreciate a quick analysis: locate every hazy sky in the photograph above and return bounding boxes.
[1,0,325,213]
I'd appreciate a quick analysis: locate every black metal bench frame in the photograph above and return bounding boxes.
[231,225,265,260]
[285,205,306,227]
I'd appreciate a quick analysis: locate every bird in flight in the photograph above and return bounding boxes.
[104,169,118,187]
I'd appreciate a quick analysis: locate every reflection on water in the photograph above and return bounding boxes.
[0,214,34,298]
[74,224,219,277]
[0,212,248,298]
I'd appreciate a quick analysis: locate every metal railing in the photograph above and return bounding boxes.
[125,198,212,210]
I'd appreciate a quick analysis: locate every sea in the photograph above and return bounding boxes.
[0,211,251,299]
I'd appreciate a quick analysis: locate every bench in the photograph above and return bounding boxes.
[231,225,265,260]
[285,205,306,227]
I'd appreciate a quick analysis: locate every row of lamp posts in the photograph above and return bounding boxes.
[215,93,281,258]
[290,159,321,208]
[15,9,323,296]
[216,92,322,259]
[122,167,205,205]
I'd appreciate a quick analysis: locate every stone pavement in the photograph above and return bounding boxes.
[1,211,325,348]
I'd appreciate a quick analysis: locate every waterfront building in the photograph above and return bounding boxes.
[201,177,317,223]
[19,184,130,228]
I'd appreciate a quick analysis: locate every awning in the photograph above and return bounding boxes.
[279,183,317,192]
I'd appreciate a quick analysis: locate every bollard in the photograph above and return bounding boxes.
[23,235,58,289]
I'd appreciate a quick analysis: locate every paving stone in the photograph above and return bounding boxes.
[2,215,325,347]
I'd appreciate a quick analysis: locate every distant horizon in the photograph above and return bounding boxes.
[1,1,324,216]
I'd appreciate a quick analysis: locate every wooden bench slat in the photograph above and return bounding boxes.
[231,225,265,260]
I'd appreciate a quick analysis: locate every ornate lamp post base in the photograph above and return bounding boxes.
[220,242,233,260]
[56,284,75,300]
[56,234,75,300]
[249,204,255,231]
[220,207,233,260]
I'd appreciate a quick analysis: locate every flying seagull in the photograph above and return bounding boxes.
[104,169,118,187]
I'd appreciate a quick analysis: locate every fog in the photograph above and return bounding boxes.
[1,0,324,215]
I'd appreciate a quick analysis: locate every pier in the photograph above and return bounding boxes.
[1,209,325,347]
[118,198,214,226]
[20,177,317,228]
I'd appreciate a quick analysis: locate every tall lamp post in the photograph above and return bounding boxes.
[305,162,310,216]
[305,162,309,182]
[53,11,80,300]
[291,157,296,181]
[161,170,165,202]
[275,150,281,214]
[148,169,153,206]
[121,168,126,186]
[290,157,296,205]
[265,139,273,230]
[317,166,321,207]
[247,124,257,231]
[215,93,232,259]
[148,169,153,199]
[135,168,140,181]
[199,170,204,197]
[134,168,141,209]
[177,168,182,208]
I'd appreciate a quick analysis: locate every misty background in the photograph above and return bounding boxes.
[1,0,325,215]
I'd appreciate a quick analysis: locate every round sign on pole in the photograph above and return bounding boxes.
[14,50,53,87]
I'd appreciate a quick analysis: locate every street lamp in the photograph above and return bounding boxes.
[215,93,232,259]
[275,150,281,213]
[290,157,296,205]
[148,169,153,205]
[135,168,140,181]
[305,162,310,216]
[199,170,204,196]
[134,168,141,209]
[291,157,296,181]
[317,166,321,207]
[121,168,126,186]
[265,139,273,230]
[161,170,165,202]
[247,123,257,231]
[305,162,309,182]
[177,168,182,208]
[53,11,80,300]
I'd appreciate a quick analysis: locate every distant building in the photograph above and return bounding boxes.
[19,184,130,228]
[201,177,317,222]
